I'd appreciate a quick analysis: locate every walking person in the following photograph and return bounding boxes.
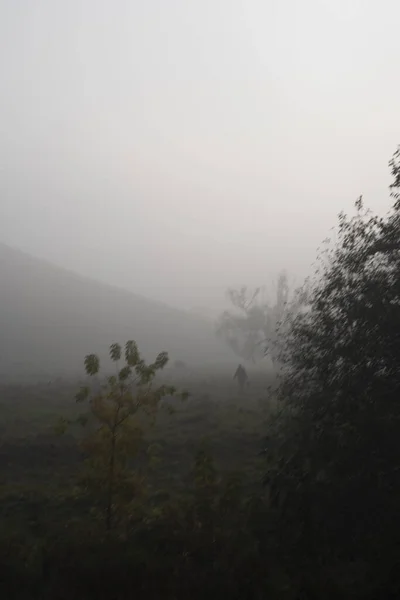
[233,363,249,392]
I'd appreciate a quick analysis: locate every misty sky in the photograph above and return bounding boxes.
[1,0,399,313]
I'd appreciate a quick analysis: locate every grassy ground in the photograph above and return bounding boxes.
[0,366,276,526]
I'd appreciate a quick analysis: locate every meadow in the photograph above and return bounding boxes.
[0,367,275,530]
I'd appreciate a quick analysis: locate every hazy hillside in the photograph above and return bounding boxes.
[0,243,233,382]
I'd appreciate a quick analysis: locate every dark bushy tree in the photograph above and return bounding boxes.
[265,146,400,596]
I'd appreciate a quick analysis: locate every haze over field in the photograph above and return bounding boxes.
[0,242,235,382]
[1,0,400,313]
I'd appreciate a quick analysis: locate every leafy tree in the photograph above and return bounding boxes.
[264,146,400,595]
[70,340,188,531]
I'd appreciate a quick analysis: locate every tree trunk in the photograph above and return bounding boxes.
[106,432,116,531]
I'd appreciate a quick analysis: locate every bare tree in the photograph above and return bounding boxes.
[216,271,307,368]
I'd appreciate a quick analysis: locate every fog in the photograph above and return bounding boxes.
[1,0,399,313]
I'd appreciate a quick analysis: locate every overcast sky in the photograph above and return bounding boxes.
[1,0,399,312]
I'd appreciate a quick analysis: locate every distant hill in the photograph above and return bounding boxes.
[0,243,233,382]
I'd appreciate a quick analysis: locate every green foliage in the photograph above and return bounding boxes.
[264,146,400,595]
[109,342,122,362]
[389,144,400,203]
[72,340,186,531]
[84,353,100,376]
[75,385,90,402]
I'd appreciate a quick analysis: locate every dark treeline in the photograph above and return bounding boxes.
[2,147,400,599]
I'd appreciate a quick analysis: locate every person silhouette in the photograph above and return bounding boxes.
[233,363,249,392]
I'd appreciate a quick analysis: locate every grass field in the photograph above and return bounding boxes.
[0,366,276,528]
